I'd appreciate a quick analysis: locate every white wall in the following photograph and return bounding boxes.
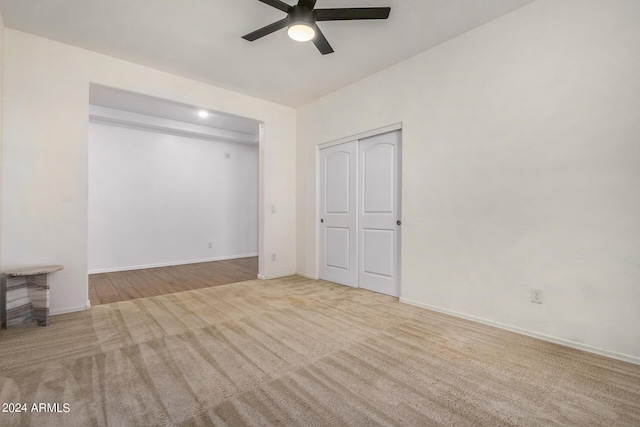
[88,120,258,273]
[297,0,640,362]
[0,9,4,264]
[2,29,296,315]
[0,10,4,326]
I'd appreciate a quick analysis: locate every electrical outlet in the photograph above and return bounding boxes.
[531,288,543,304]
[224,153,231,159]
[271,253,276,262]
[208,242,212,249]
[271,205,276,214]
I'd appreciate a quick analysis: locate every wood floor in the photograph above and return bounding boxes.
[88,257,258,306]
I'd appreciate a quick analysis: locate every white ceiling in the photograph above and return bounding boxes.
[0,0,536,107]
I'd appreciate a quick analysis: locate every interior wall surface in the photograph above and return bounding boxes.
[88,120,258,273]
[2,29,296,314]
[0,10,5,325]
[296,0,640,362]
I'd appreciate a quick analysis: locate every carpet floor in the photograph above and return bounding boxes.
[0,276,639,426]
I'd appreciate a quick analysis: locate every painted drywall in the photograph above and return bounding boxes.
[297,0,640,361]
[88,120,258,273]
[2,29,296,315]
[0,10,4,326]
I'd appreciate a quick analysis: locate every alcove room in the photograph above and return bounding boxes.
[0,1,638,426]
[87,85,261,305]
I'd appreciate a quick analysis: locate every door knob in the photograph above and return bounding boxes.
[321,218,324,223]
[396,220,401,226]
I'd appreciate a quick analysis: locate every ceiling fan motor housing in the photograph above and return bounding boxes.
[289,5,315,27]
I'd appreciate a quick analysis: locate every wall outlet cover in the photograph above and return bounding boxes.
[531,288,543,304]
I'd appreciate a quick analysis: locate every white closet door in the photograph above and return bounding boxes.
[358,131,401,296]
[318,141,358,287]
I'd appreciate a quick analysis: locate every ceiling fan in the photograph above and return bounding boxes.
[242,0,391,55]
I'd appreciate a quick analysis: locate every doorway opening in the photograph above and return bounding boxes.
[87,85,262,305]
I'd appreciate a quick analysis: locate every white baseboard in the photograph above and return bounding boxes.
[88,253,258,274]
[50,304,89,316]
[257,271,297,280]
[399,297,640,366]
[296,272,319,280]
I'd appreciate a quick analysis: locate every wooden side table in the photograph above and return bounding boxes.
[3,265,63,328]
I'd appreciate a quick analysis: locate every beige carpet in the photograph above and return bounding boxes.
[0,276,638,426]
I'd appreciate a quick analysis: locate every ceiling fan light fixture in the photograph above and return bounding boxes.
[242,1,391,55]
[288,23,315,42]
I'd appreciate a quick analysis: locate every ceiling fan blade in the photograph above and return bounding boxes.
[313,26,334,55]
[258,0,291,13]
[242,18,289,41]
[298,0,317,9]
[315,7,391,21]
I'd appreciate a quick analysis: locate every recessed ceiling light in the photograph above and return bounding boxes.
[197,110,210,118]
